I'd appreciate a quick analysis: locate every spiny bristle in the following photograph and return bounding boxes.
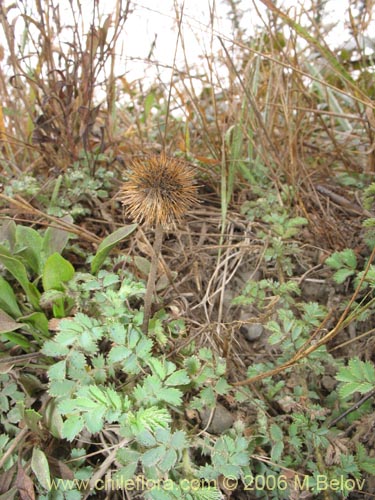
[119,153,198,226]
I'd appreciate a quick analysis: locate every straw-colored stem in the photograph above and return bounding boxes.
[142,223,164,334]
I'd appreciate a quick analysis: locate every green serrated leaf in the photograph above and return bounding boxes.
[165,369,190,387]
[136,337,153,359]
[122,354,140,374]
[137,429,157,447]
[336,366,357,383]
[85,407,105,433]
[336,357,375,392]
[101,272,120,287]
[289,216,308,227]
[357,359,375,383]
[79,329,97,353]
[42,339,69,357]
[333,268,355,284]
[73,397,99,410]
[215,377,231,395]
[154,427,170,444]
[58,398,83,414]
[108,345,131,363]
[62,415,85,441]
[347,361,363,383]
[106,388,122,409]
[142,446,164,467]
[88,386,108,405]
[158,387,183,405]
[128,327,140,349]
[232,451,249,467]
[356,382,374,393]
[170,430,187,450]
[149,358,167,380]
[108,323,126,344]
[359,460,375,475]
[184,356,200,374]
[270,423,283,441]
[341,248,357,268]
[271,440,284,462]
[117,448,141,464]
[218,463,241,478]
[325,254,342,270]
[159,448,177,472]
[48,360,66,380]
[115,463,139,481]
[355,442,375,474]
[49,379,76,398]
[339,382,361,399]
[326,249,357,273]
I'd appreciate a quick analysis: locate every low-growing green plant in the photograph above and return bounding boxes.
[325,248,358,284]
[336,357,375,400]
[229,178,375,498]
[2,151,116,220]
[0,219,75,348]
[2,0,375,497]
[325,246,375,324]
[233,278,301,308]
[47,153,116,218]
[0,219,138,353]
[241,185,307,277]
[34,268,250,498]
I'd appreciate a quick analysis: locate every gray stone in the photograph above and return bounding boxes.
[199,403,234,434]
[240,322,264,341]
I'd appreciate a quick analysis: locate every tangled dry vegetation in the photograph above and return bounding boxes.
[1,1,375,499]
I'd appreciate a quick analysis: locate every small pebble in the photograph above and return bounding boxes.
[199,403,234,434]
[240,322,264,341]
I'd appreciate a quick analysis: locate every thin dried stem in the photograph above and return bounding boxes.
[142,223,164,334]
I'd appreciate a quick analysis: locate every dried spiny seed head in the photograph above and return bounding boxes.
[119,154,198,226]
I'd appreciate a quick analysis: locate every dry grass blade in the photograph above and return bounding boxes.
[0,193,100,243]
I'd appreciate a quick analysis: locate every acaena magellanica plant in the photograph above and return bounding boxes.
[119,153,198,333]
